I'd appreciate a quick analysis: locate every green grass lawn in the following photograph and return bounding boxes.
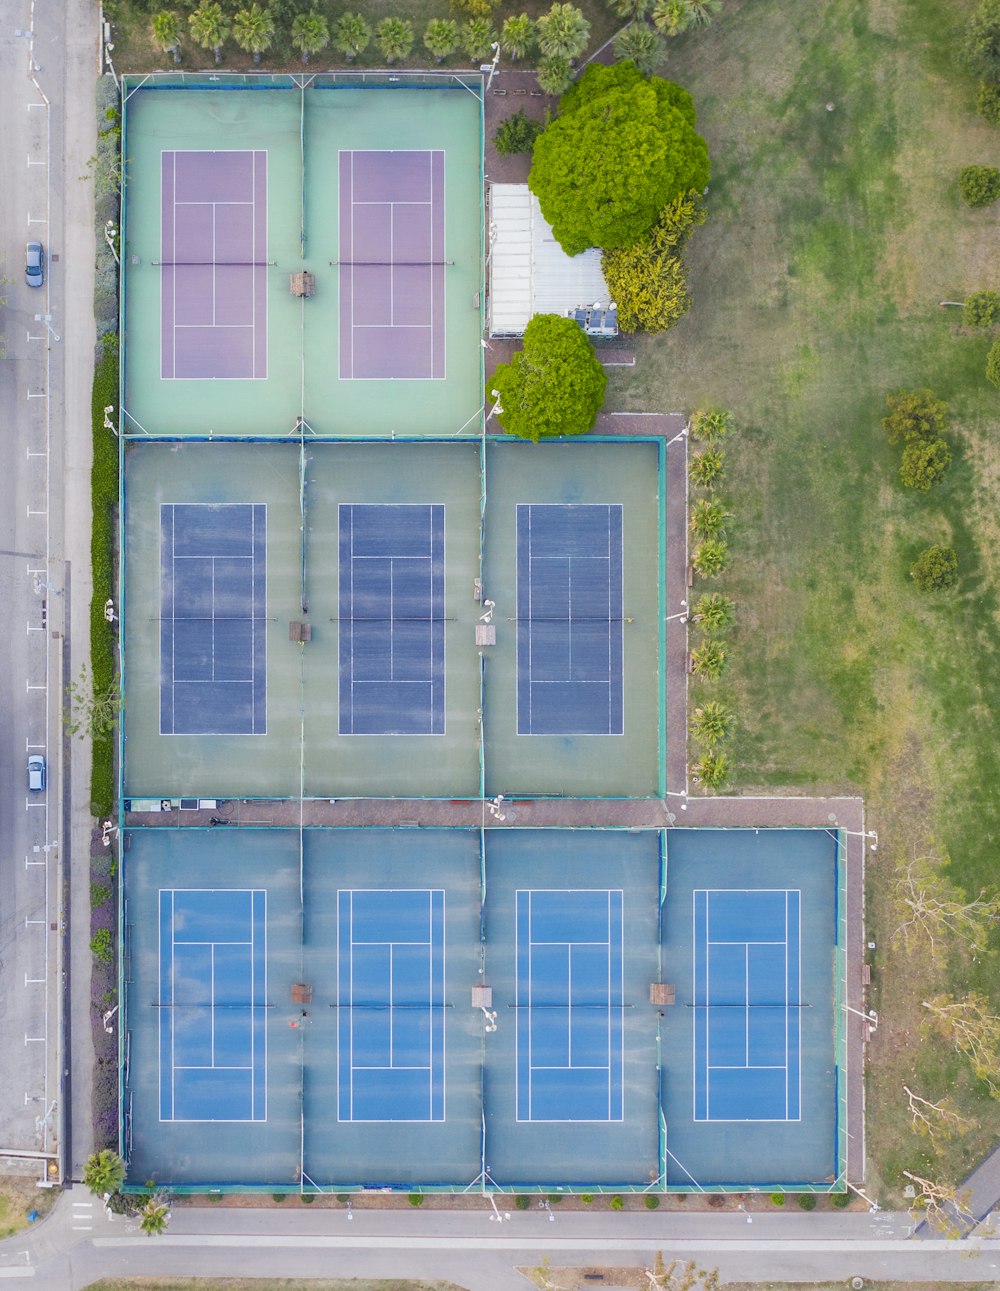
[610,0,1000,1198]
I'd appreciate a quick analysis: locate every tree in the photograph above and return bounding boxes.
[613,25,665,75]
[690,639,725,679]
[959,164,1000,207]
[963,0,1000,82]
[978,81,1000,122]
[188,0,230,63]
[536,56,575,96]
[494,108,543,156]
[689,447,723,487]
[151,11,182,62]
[376,16,414,63]
[962,289,1000,326]
[923,995,1000,1098]
[690,407,730,441]
[690,701,734,746]
[463,17,498,61]
[692,592,734,631]
[490,314,607,441]
[690,498,729,539]
[233,4,275,63]
[602,190,704,332]
[899,436,951,490]
[692,537,727,577]
[84,1149,126,1196]
[680,0,721,25]
[607,0,652,18]
[643,1256,720,1291]
[881,388,947,445]
[692,751,728,790]
[424,17,460,61]
[987,337,1000,387]
[651,0,692,35]
[291,10,330,62]
[528,62,710,254]
[500,13,535,60]
[903,1084,975,1145]
[536,2,590,59]
[65,666,121,740]
[334,12,371,61]
[910,544,958,592]
[891,854,1000,964]
[139,1193,172,1236]
[902,1170,974,1238]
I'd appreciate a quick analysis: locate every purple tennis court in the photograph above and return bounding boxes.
[339,150,446,381]
[161,150,268,381]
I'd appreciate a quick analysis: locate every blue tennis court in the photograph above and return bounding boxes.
[693,888,801,1122]
[337,888,446,1122]
[515,889,624,1122]
[158,888,267,1122]
[159,502,267,736]
[516,504,624,736]
[338,503,445,736]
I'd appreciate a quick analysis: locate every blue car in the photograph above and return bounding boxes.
[25,242,44,288]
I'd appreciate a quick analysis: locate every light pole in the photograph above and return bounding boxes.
[844,1003,878,1033]
[104,220,120,268]
[33,315,60,343]
[666,602,688,623]
[486,1194,510,1222]
[103,405,118,437]
[485,41,501,92]
[486,389,503,423]
[666,426,688,448]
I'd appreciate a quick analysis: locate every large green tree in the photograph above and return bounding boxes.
[489,314,606,442]
[528,61,710,254]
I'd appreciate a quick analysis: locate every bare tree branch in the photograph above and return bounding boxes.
[903,1083,975,1143]
[902,1170,974,1238]
[923,994,1000,1097]
[891,854,1000,966]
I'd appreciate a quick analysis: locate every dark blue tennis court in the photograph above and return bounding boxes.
[337,888,446,1122]
[159,503,267,736]
[158,887,267,1122]
[516,504,624,736]
[515,889,624,1122]
[338,503,445,736]
[693,888,801,1122]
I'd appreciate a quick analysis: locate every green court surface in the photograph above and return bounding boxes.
[121,827,844,1192]
[120,79,483,438]
[121,439,663,800]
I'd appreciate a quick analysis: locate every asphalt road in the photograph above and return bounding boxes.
[1,1188,1000,1289]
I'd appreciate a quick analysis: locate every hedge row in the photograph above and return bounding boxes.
[90,334,119,817]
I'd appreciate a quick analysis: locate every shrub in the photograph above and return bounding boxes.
[580,1194,594,1204]
[690,447,724,487]
[609,1194,624,1210]
[494,108,542,156]
[691,640,726,679]
[881,388,947,444]
[959,164,1000,207]
[978,82,1000,123]
[987,337,1000,387]
[963,289,1000,327]
[272,1193,286,1203]
[797,1194,817,1211]
[692,538,728,578]
[691,408,730,442]
[336,1194,350,1203]
[690,498,729,539]
[91,882,112,908]
[911,544,958,592]
[547,1194,563,1203]
[90,929,114,964]
[515,1194,531,1209]
[644,1194,661,1209]
[899,436,952,491]
[830,1191,851,1208]
[692,751,728,790]
[301,1192,315,1203]
[770,1192,786,1205]
[692,592,735,631]
[90,333,120,817]
[408,1191,425,1206]
[690,701,734,746]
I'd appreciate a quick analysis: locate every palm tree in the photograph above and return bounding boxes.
[424,17,460,62]
[188,0,230,64]
[376,16,414,64]
[500,13,535,60]
[151,11,182,63]
[692,592,734,631]
[463,17,497,62]
[690,700,734,746]
[690,498,730,540]
[83,1149,126,1197]
[683,0,722,26]
[612,23,663,73]
[536,2,590,59]
[233,4,275,64]
[692,750,729,790]
[139,1193,171,1237]
[689,446,724,488]
[334,12,371,62]
[291,11,330,63]
[691,407,731,442]
[692,537,728,577]
[690,640,726,679]
[607,0,652,18]
[536,54,574,95]
[651,0,690,35]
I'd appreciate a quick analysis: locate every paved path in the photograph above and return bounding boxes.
[3,1187,1000,1289]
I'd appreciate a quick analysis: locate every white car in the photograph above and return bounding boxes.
[27,754,45,791]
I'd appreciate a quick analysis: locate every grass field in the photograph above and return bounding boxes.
[609,0,1000,1198]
